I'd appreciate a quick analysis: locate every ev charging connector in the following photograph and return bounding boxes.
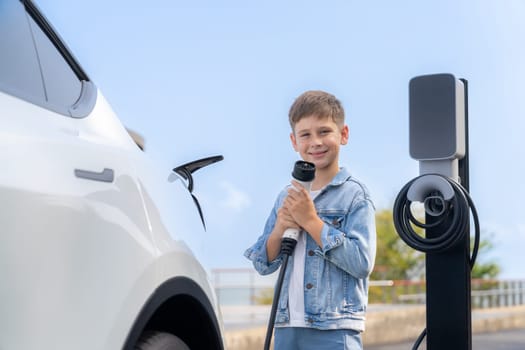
[393,74,481,350]
[281,162,316,242]
[264,160,315,350]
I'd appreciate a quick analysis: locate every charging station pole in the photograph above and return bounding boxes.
[408,74,472,349]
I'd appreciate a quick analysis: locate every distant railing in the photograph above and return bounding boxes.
[472,280,525,308]
[369,279,525,309]
[211,268,277,306]
[211,268,525,309]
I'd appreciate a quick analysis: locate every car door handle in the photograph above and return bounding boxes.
[74,168,115,183]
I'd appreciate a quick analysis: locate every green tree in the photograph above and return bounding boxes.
[471,233,500,279]
[371,209,424,281]
[372,209,501,281]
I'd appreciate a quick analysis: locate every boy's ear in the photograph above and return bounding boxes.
[290,132,299,152]
[341,125,350,145]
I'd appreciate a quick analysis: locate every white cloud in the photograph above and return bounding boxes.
[219,181,251,212]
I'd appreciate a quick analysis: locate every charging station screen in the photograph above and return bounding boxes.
[409,74,462,161]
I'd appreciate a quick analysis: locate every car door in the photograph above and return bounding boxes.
[0,2,155,349]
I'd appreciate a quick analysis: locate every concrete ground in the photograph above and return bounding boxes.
[222,304,525,350]
[367,328,525,350]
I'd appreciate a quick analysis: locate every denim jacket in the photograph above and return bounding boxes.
[244,167,376,331]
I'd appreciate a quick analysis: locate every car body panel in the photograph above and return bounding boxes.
[0,1,224,348]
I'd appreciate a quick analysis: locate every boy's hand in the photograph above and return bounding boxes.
[275,206,299,234]
[266,204,299,262]
[285,180,316,226]
[284,180,324,247]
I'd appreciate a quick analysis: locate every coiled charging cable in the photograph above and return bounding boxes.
[393,174,480,350]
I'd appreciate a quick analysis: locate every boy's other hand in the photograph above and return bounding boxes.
[285,181,317,228]
[275,206,299,234]
[267,206,299,261]
[285,181,324,247]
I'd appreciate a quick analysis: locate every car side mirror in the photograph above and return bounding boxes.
[173,155,224,229]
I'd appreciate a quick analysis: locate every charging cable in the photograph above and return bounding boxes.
[264,161,315,350]
[393,173,480,350]
[263,239,296,350]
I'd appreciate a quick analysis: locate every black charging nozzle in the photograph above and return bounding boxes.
[291,160,316,183]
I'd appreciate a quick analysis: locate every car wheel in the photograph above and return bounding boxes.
[135,331,190,350]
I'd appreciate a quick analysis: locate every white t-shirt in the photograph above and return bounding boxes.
[287,189,321,327]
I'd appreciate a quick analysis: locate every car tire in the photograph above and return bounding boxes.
[135,331,190,350]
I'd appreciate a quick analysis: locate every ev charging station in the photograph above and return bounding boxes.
[393,74,480,350]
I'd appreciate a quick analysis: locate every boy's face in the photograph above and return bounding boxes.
[290,114,349,172]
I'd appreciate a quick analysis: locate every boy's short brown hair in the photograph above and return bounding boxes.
[288,90,345,129]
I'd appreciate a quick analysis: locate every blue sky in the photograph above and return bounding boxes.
[38,0,525,278]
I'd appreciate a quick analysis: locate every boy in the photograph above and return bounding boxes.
[244,90,377,349]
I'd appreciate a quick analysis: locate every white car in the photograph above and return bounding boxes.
[0,1,225,349]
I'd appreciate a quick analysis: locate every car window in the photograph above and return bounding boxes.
[0,0,96,118]
[0,0,46,104]
[28,15,83,114]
